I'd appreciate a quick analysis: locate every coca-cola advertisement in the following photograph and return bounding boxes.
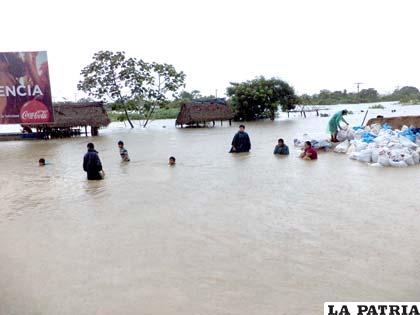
[0,51,53,124]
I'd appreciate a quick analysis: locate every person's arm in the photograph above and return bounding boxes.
[231,134,238,151]
[94,154,103,171]
[342,117,349,125]
[274,146,279,154]
[83,155,88,172]
[246,134,251,150]
[283,146,290,155]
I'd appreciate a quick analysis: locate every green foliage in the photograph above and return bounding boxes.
[108,107,179,122]
[300,88,379,105]
[301,86,420,105]
[227,77,298,121]
[77,50,186,128]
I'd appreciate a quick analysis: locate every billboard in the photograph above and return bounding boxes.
[0,51,53,124]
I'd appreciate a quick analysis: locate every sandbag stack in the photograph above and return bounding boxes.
[335,124,420,167]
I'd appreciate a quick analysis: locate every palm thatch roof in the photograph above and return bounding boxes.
[23,102,110,128]
[176,102,234,126]
[366,115,420,129]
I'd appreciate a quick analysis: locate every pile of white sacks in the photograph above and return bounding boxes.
[334,124,420,167]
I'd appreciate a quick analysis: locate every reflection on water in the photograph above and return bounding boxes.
[0,103,420,314]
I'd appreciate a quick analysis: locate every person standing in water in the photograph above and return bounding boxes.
[230,124,251,153]
[117,140,130,162]
[168,156,176,166]
[328,109,349,142]
[83,143,104,180]
[273,138,289,155]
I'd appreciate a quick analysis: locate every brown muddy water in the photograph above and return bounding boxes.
[0,104,419,315]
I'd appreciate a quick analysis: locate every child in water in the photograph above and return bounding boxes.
[39,158,46,166]
[118,141,130,162]
[168,156,176,166]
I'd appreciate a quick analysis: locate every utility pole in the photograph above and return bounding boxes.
[215,89,218,98]
[354,82,365,94]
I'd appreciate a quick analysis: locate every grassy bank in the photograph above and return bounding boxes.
[108,108,180,122]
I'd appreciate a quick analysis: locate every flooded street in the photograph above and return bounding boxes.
[1,104,420,315]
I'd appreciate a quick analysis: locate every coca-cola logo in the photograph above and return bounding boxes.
[20,100,51,123]
[21,110,49,120]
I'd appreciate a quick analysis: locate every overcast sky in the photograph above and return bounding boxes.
[2,0,420,100]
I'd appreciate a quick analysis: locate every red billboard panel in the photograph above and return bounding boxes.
[0,51,53,124]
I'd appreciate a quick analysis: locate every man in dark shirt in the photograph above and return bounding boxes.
[230,125,251,153]
[83,143,103,180]
[273,138,290,155]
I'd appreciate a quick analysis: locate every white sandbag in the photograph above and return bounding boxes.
[378,154,390,167]
[389,160,408,167]
[336,129,347,142]
[316,139,332,149]
[334,140,350,153]
[347,142,356,154]
[347,129,355,140]
[370,124,382,135]
[399,136,418,149]
[354,129,365,140]
[353,141,368,152]
[412,151,420,164]
[404,154,415,166]
[371,149,380,163]
[349,152,360,160]
[357,149,372,163]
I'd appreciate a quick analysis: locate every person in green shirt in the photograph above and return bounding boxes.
[328,109,349,142]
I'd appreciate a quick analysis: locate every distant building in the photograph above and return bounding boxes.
[175,99,234,127]
[22,102,110,137]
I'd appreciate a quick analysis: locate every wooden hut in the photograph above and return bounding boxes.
[366,115,420,129]
[23,102,110,137]
[175,102,234,127]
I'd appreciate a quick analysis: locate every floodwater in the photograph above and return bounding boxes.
[0,103,420,315]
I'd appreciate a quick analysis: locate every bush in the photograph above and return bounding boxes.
[227,77,298,121]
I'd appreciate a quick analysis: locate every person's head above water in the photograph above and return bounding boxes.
[239,124,245,132]
[118,140,124,148]
[169,156,176,166]
[87,143,95,150]
[278,138,284,145]
[39,158,46,166]
[342,109,348,115]
[304,141,312,149]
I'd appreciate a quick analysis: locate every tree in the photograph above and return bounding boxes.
[78,51,139,128]
[140,62,186,127]
[358,88,379,102]
[78,51,186,128]
[227,77,298,121]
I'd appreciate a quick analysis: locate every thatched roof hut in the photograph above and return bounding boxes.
[366,115,420,129]
[23,102,110,129]
[176,102,234,127]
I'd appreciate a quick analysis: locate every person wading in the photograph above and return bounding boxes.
[230,124,251,153]
[83,143,104,180]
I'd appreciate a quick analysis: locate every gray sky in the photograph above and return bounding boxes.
[2,0,419,100]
